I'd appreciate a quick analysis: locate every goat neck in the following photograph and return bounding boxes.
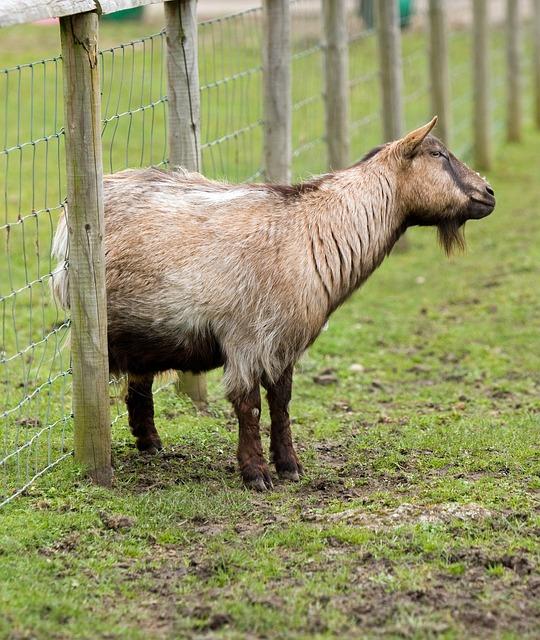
[301,162,405,313]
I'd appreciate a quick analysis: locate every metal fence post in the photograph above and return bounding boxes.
[535,0,540,129]
[506,0,522,142]
[322,0,349,169]
[59,11,112,486]
[165,0,207,408]
[428,0,451,145]
[263,0,292,183]
[472,0,492,170]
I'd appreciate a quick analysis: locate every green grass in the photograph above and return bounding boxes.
[1,128,539,638]
[1,12,540,639]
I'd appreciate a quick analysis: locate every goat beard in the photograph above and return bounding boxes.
[437,219,466,256]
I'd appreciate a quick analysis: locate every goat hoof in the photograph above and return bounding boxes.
[246,476,274,492]
[275,458,304,482]
[136,437,163,455]
[141,446,160,455]
[241,464,274,491]
[278,469,300,482]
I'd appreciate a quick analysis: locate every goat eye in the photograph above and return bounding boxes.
[430,151,441,158]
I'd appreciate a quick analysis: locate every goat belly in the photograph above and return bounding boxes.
[107,326,224,377]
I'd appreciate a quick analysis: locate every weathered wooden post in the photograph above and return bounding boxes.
[534,0,540,128]
[428,0,451,145]
[376,0,407,250]
[472,0,492,169]
[263,0,292,183]
[506,0,522,142]
[322,0,349,169]
[165,0,207,408]
[376,0,404,143]
[59,11,111,485]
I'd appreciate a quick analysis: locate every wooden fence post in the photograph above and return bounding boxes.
[534,0,540,128]
[59,12,111,486]
[263,0,292,183]
[165,0,207,408]
[428,0,451,145]
[376,0,404,142]
[506,0,522,142]
[376,0,406,250]
[322,0,349,169]
[472,0,492,170]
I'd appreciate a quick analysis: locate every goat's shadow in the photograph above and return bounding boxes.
[110,427,373,506]
[111,441,239,494]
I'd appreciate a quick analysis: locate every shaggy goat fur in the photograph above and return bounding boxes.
[51,119,495,489]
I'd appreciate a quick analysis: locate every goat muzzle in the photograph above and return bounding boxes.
[468,187,496,219]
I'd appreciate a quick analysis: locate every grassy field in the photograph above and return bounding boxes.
[1,126,539,638]
[1,10,540,639]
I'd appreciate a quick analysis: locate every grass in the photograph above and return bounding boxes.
[1,10,540,639]
[1,127,539,638]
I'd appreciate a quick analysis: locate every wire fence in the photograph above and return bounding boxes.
[1,54,72,506]
[100,30,169,173]
[291,1,325,176]
[347,5,380,162]
[0,1,537,506]
[200,7,264,182]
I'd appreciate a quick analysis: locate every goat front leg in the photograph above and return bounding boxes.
[125,373,163,454]
[229,384,273,491]
[263,365,303,481]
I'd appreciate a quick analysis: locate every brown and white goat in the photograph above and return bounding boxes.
[52,117,495,490]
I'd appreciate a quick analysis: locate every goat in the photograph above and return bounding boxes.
[52,117,496,491]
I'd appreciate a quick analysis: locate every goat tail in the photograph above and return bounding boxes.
[50,207,70,310]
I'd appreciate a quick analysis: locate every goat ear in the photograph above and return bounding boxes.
[398,116,438,158]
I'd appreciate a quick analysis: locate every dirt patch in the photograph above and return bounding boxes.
[102,537,540,639]
[99,511,136,531]
[313,502,494,529]
[313,368,339,385]
[39,531,81,556]
[447,548,536,576]
[305,545,540,637]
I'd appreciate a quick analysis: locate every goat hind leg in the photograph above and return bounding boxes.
[229,384,273,491]
[126,373,163,454]
[263,365,303,481]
